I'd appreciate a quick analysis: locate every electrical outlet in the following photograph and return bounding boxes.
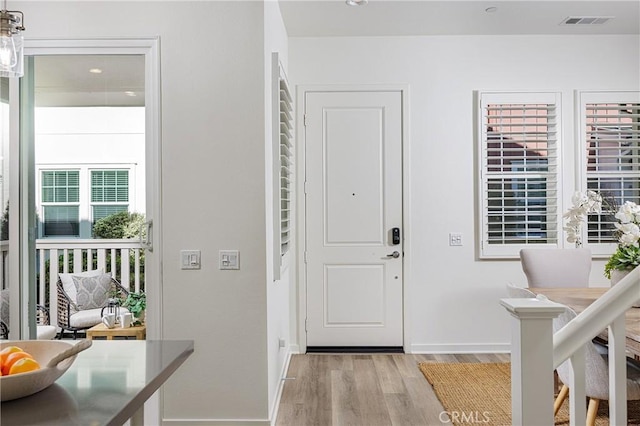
[449,233,463,246]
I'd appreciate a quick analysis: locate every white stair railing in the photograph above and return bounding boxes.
[502,266,640,425]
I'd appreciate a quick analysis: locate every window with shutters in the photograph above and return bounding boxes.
[272,53,294,280]
[478,92,561,258]
[91,170,129,223]
[578,91,640,254]
[278,75,293,259]
[41,170,80,237]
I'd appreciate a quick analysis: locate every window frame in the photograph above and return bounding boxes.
[40,169,81,237]
[477,91,563,258]
[272,53,294,280]
[577,90,640,257]
[90,169,130,224]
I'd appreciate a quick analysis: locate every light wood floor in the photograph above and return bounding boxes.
[275,353,510,426]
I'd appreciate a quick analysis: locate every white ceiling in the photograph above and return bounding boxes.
[278,0,640,37]
[34,55,145,107]
[29,1,639,108]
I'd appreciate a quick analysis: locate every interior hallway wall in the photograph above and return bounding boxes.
[15,1,280,423]
[289,34,640,352]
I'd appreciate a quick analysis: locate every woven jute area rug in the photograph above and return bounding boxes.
[418,362,640,426]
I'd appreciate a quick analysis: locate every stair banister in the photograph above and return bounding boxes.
[502,267,640,425]
[501,297,566,425]
[552,266,640,368]
[551,267,639,426]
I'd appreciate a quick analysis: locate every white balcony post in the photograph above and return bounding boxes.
[501,297,565,426]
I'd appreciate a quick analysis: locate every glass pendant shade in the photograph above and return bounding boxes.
[0,32,22,77]
[0,10,25,78]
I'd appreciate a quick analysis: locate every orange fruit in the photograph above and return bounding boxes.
[8,357,40,375]
[0,346,23,367]
[2,351,32,376]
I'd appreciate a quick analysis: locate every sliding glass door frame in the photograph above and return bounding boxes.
[8,38,162,340]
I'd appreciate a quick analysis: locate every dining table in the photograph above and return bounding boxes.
[529,287,640,358]
[1,339,194,426]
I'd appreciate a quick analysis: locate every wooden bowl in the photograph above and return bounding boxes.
[0,340,91,401]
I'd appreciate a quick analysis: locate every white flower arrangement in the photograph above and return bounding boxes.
[614,201,640,247]
[563,190,640,279]
[563,190,603,248]
[606,200,640,279]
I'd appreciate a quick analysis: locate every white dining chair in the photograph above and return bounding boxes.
[553,306,640,426]
[506,283,537,298]
[520,248,592,287]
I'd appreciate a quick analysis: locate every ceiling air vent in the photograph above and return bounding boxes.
[560,16,613,26]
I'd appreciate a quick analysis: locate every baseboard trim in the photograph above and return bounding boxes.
[269,350,292,425]
[163,419,270,425]
[410,343,511,354]
[289,344,301,354]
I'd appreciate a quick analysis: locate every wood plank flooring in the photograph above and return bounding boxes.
[276,353,510,426]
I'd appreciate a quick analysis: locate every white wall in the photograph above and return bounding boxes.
[16,1,278,423]
[263,0,292,418]
[289,35,640,353]
[35,107,146,237]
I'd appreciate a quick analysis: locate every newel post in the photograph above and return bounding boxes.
[501,297,565,426]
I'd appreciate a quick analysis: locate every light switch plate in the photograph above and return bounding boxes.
[181,250,201,270]
[219,250,240,270]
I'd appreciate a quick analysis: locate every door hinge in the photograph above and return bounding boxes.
[305,318,308,332]
[303,114,308,126]
[304,181,308,194]
[304,251,308,263]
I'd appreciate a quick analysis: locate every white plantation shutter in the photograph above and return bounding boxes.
[279,77,293,256]
[478,92,561,258]
[272,53,294,280]
[579,91,640,253]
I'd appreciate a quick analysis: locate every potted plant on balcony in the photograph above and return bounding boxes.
[123,292,146,326]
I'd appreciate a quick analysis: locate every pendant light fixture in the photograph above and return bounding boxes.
[0,0,25,78]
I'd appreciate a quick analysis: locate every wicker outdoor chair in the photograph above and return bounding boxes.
[0,289,57,339]
[56,275,129,339]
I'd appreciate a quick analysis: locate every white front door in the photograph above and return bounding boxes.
[305,90,403,347]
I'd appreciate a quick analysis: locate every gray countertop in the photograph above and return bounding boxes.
[1,340,194,426]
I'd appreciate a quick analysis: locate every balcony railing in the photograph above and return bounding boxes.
[1,239,145,328]
[502,267,640,425]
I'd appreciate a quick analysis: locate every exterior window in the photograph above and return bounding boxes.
[41,170,80,237]
[91,170,129,222]
[579,92,640,251]
[478,92,560,257]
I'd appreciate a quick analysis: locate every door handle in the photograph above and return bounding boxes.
[141,220,153,252]
[386,251,400,259]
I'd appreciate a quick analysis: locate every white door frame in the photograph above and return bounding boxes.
[21,37,163,423]
[295,84,412,353]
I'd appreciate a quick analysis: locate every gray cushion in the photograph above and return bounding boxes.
[36,325,57,340]
[59,269,105,310]
[69,307,130,329]
[72,274,112,311]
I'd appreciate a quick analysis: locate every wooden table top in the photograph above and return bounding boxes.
[529,287,640,357]
[86,323,146,340]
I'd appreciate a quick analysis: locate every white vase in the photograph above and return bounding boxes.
[610,269,631,286]
[610,269,640,307]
